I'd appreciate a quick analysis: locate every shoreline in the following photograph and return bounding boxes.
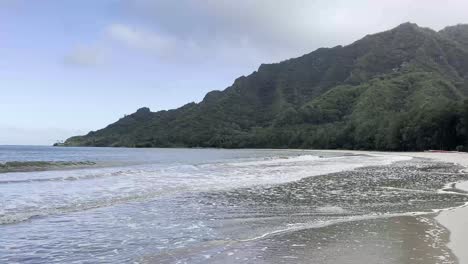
[405,152,468,264]
[2,148,467,263]
[143,215,457,264]
[140,151,468,264]
[327,150,468,264]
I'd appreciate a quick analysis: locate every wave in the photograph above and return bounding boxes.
[0,154,331,185]
[0,161,96,173]
[0,152,418,225]
[233,177,468,243]
[240,190,468,243]
[0,188,180,225]
[0,168,137,184]
[226,154,323,166]
[239,211,433,242]
[0,153,409,185]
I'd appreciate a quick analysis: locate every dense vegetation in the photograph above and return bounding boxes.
[63,23,468,151]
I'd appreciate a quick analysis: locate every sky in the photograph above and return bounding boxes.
[2,0,468,145]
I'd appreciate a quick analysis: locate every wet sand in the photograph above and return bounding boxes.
[143,215,456,264]
[328,150,468,264]
[140,152,468,264]
[405,152,468,264]
[213,215,455,264]
[210,151,468,264]
[436,206,468,264]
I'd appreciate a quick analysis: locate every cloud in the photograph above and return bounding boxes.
[103,22,267,65]
[121,0,318,61]
[119,0,468,63]
[64,45,106,67]
[69,0,468,68]
[106,23,176,57]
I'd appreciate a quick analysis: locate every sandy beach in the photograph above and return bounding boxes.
[327,150,468,264]
[138,150,468,264]
[405,152,468,264]
[3,148,468,264]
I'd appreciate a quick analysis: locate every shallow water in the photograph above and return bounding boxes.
[171,215,455,264]
[0,146,467,263]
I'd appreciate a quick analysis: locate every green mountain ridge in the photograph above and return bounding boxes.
[64,23,468,150]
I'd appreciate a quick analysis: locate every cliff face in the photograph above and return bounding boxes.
[64,23,468,150]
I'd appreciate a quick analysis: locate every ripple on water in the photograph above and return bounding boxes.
[2,154,468,264]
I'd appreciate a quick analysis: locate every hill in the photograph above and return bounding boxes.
[63,23,468,151]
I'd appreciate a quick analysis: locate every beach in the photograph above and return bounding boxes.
[2,146,468,263]
[165,215,455,264]
[141,151,468,264]
[405,152,468,264]
[324,150,468,264]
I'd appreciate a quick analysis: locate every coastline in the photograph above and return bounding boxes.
[404,152,468,264]
[139,151,468,264]
[3,147,468,263]
[327,150,468,264]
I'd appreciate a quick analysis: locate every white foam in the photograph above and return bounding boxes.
[432,181,468,215]
[456,181,468,192]
[0,152,413,225]
[239,210,431,242]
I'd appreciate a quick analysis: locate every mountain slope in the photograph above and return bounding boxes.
[64,23,468,150]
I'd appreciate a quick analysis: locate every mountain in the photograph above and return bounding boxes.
[63,23,468,151]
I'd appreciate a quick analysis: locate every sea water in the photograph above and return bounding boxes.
[0,146,467,263]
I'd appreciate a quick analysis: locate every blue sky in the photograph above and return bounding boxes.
[2,0,468,145]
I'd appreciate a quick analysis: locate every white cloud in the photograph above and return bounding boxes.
[64,45,106,67]
[106,23,176,56]
[121,0,468,63]
[68,1,468,68]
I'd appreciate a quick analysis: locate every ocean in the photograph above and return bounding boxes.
[1,146,467,263]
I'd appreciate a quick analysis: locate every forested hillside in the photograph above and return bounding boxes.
[63,23,468,151]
